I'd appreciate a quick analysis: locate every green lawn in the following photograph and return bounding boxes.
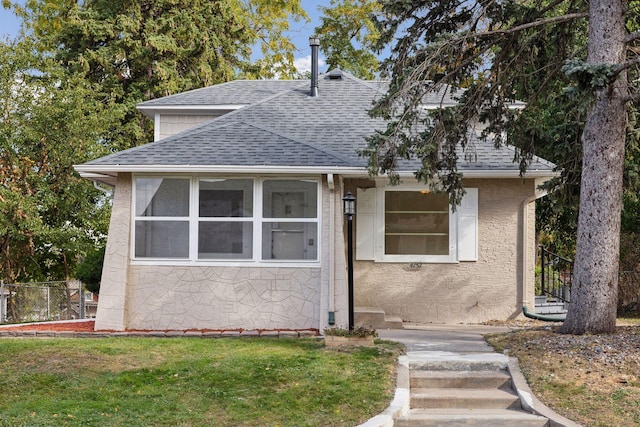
[0,337,402,427]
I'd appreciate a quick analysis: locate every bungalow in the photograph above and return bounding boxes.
[76,58,556,332]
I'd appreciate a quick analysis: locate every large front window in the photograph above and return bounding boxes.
[133,177,320,263]
[385,191,449,256]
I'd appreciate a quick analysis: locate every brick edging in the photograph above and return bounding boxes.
[0,329,320,339]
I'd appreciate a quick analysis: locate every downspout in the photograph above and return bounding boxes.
[521,194,536,309]
[521,178,551,310]
[327,174,336,324]
[93,181,114,199]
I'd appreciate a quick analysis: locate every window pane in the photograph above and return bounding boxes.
[198,222,253,259]
[385,235,449,255]
[262,222,317,260]
[385,191,449,256]
[136,178,189,217]
[199,179,253,217]
[386,191,449,212]
[263,180,317,218]
[386,213,449,234]
[135,221,189,258]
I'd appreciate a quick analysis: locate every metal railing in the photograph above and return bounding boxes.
[539,247,640,313]
[0,280,89,324]
[539,246,572,303]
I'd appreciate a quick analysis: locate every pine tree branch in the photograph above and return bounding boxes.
[623,92,640,102]
[615,57,640,75]
[626,31,640,43]
[478,12,588,38]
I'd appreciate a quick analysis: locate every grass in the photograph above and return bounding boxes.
[486,320,640,427]
[0,337,403,427]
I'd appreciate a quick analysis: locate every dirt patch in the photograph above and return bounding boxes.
[1,320,96,332]
[486,325,640,426]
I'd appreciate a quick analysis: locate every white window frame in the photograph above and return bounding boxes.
[377,185,458,263]
[131,175,322,267]
[132,176,192,260]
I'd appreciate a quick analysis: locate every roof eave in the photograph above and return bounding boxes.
[75,164,367,177]
[136,104,247,119]
[75,164,558,181]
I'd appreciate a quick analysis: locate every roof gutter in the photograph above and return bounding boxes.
[74,164,559,180]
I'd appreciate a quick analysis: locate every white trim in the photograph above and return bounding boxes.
[77,165,366,175]
[153,113,161,142]
[76,164,558,179]
[137,104,247,118]
[375,184,458,264]
[130,259,323,268]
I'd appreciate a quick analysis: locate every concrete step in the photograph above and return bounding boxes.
[410,388,521,410]
[411,370,512,390]
[395,408,550,427]
[535,302,568,314]
[354,306,402,329]
[408,352,509,372]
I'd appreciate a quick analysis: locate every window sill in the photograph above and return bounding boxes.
[130,259,322,268]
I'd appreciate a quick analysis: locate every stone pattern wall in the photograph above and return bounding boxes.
[353,178,537,324]
[94,173,132,331]
[126,266,321,330]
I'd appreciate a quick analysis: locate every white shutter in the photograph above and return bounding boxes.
[458,188,478,261]
[356,187,375,260]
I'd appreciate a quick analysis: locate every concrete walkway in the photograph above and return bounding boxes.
[359,324,580,427]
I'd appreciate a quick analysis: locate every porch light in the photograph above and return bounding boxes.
[342,191,356,330]
[342,192,356,217]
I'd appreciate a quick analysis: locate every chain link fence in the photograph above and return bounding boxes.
[619,270,640,314]
[0,280,95,324]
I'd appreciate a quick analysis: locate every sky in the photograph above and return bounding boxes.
[0,0,329,73]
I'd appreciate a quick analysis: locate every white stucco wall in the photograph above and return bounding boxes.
[94,173,132,331]
[350,178,537,324]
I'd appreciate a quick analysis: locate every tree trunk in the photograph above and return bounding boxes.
[560,0,627,334]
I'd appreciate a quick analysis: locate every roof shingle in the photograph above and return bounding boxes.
[80,71,555,175]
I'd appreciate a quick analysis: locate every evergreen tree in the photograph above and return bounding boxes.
[366,0,639,334]
[6,0,306,149]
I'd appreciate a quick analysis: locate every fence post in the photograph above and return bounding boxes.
[540,246,546,296]
[0,280,4,323]
[79,283,85,319]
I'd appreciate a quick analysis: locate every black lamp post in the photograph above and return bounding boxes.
[342,191,356,330]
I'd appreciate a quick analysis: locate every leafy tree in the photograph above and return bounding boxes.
[75,246,105,294]
[315,0,381,79]
[366,0,638,334]
[0,38,114,284]
[5,0,307,150]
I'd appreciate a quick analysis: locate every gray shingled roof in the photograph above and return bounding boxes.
[79,71,555,176]
[137,80,307,107]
